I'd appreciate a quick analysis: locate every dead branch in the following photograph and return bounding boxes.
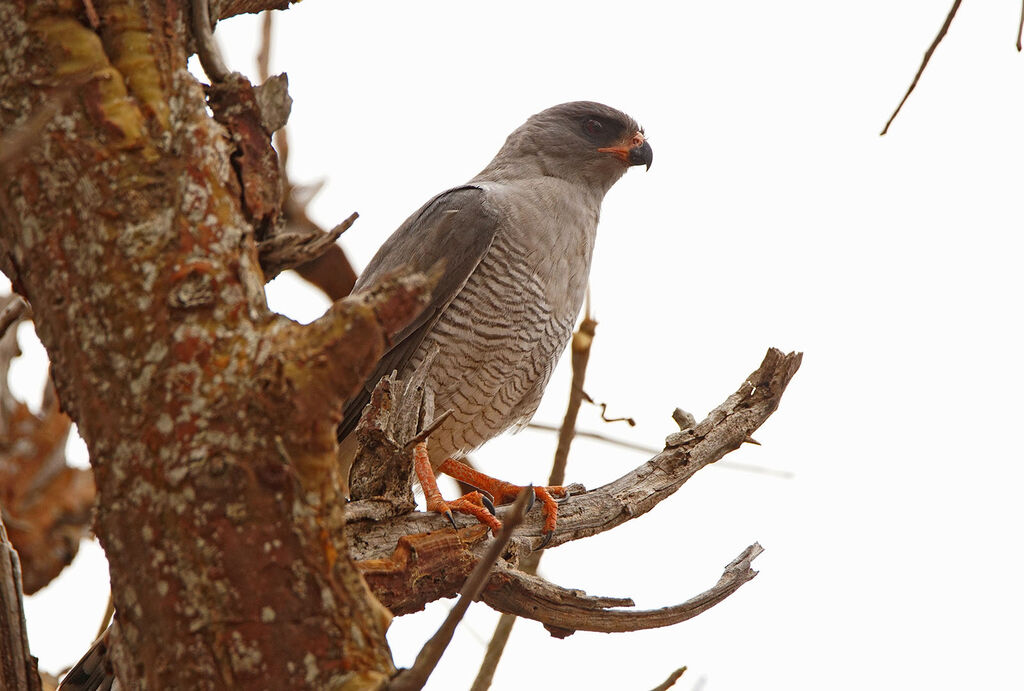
[0,297,28,340]
[551,316,596,485]
[192,0,230,82]
[219,0,294,20]
[390,487,533,691]
[482,544,762,636]
[0,517,42,691]
[345,359,443,519]
[349,348,801,626]
[1018,0,1024,51]
[881,0,962,135]
[651,667,687,691]
[258,211,358,281]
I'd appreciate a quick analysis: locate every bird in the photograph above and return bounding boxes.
[59,102,649,691]
[338,101,652,541]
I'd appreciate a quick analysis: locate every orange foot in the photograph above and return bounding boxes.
[414,441,501,533]
[438,457,566,547]
[412,441,567,545]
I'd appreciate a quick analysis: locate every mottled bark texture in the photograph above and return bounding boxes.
[0,1,427,687]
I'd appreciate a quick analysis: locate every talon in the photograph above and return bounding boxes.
[481,494,496,515]
[525,485,536,513]
[444,510,458,530]
[538,530,553,549]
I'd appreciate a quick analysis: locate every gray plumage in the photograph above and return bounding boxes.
[339,101,651,469]
[61,102,650,691]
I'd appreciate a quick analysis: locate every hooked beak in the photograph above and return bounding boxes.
[598,131,653,170]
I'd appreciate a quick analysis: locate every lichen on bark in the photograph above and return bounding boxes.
[0,1,417,687]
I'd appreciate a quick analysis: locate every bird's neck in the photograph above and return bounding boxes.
[471,155,612,208]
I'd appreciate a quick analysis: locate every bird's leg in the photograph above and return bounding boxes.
[413,441,501,532]
[437,458,566,543]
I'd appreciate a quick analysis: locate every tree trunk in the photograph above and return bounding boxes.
[0,1,420,687]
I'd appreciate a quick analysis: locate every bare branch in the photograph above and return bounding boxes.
[0,517,42,691]
[350,348,802,566]
[550,316,596,485]
[192,0,230,82]
[219,0,294,20]
[390,487,534,691]
[881,0,962,135]
[350,349,800,628]
[1017,0,1024,51]
[0,297,28,340]
[650,667,687,691]
[481,544,763,636]
[256,11,273,81]
[258,211,358,280]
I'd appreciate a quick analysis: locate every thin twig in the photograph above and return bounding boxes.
[471,314,598,691]
[524,422,794,479]
[256,11,273,81]
[0,297,28,339]
[82,0,100,28]
[582,389,636,426]
[404,409,453,449]
[650,666,687,691]
[1017,0,1024,51]
[390,487,533,691]
[881,0,962,135]
[551,316,596,487]
[192,0,230,82]
[468,613,516,691]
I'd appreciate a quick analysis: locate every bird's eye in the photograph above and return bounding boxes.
[582,119,603,137]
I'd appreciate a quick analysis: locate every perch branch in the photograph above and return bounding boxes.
[351,349,800,630]
[881,0,962,135]
[350,348,801,563]
[390,487,533,691]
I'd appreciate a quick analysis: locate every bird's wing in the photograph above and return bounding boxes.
[58,628,114,691]
[337,184,501,442]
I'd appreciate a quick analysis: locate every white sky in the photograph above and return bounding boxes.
[11,1,1024,689]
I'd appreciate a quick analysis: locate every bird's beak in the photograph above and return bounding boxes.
[598,131,653,170]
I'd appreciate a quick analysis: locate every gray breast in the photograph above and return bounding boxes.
[406,228,578,463]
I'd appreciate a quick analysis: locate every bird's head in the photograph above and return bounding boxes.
[483,101,652,192]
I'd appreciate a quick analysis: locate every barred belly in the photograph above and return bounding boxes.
[405,231,577,463]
